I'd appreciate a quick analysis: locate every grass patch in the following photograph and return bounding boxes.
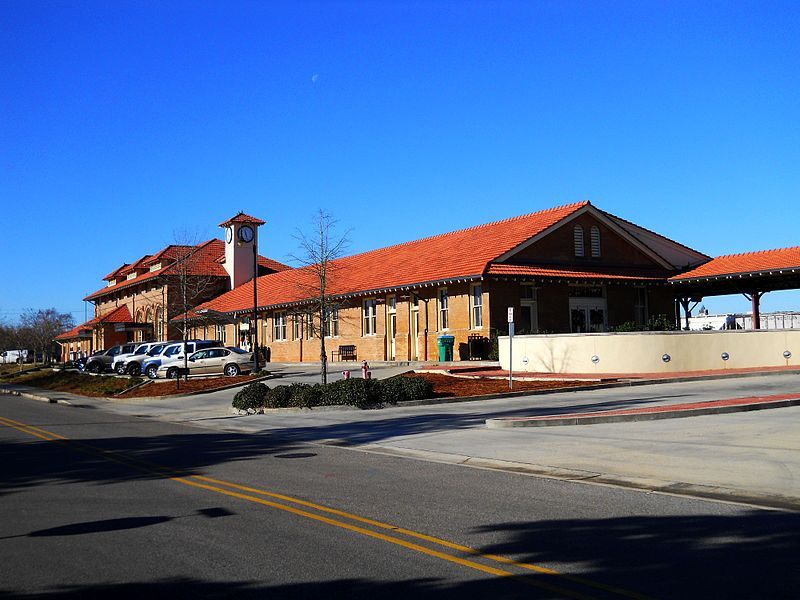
[0,369,135,397]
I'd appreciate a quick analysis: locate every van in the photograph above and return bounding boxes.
[1,350,28,364]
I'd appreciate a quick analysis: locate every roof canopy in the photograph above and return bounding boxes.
[669,246,800,297]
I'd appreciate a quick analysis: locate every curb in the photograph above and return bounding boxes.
[0,388,73,406]
[486,397,800,428]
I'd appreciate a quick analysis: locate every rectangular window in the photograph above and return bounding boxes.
[634,287,648,326]
[306,313,315,339]
[520,285,539,334]
[215,324,226,343]
[273,311,286,341]
[324,308,339,337]
[470,284,483,329]
[363,299,377,335]
[292,315,301,340]
[438,288,449,330]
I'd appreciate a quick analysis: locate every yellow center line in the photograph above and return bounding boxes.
[0,414,650,600]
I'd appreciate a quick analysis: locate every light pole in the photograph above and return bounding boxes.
[252,237,259,372]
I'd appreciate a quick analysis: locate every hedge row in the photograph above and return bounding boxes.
[232,376,433,411]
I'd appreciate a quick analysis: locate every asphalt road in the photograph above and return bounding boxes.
[1,393,798,599]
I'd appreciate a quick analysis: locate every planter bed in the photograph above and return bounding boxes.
[405,373,592,397]
[117,375,257,398]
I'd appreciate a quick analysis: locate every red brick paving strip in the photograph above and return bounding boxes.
[498,393,800,423]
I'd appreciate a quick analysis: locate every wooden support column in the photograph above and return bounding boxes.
[742,291,765,330]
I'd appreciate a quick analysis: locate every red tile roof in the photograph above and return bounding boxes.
[54,324,92,341]
[487,264,668,281]
[85,239,289,301]
[670,246,800,281]
[85,304,133,326]
[194,201,592,314]
[102,264,130,282]
[219,212,266,227]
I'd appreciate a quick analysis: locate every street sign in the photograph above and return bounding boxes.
[508,307,514,389]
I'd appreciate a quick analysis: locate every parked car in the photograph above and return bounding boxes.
[143,340,223,379]
[84,343,138,374]
[157,346,255,379]
[113,342,162,376]
[121,342,173,377]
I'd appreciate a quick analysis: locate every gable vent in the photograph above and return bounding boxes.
[573,225,585,257]
[590,226,601,257]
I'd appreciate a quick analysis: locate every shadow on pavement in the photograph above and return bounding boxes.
[2,507,798,599]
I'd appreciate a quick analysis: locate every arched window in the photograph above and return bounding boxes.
[573,225,585,257]
[144,308,153,341]
[155,306,163,340]
[590,226,601,257]
[135,310,143,341]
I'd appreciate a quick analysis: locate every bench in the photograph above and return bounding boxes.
[331,345,357,361]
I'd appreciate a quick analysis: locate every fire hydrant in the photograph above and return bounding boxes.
[342,370,350,380]
[361,360,369,379]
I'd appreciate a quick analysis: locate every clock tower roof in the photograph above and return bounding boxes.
[219,212,266,228]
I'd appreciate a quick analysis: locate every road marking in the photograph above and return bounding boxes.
[0,414,652,600]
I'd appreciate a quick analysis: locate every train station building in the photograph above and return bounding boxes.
[56,202,800,364]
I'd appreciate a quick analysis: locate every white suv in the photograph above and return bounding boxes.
[112,342,161,376]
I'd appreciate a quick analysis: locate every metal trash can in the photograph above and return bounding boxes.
[437,335,455,362]
[468,334,484,360]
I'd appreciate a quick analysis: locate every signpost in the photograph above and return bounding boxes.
[507,307,514,389]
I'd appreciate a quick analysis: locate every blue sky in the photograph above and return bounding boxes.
[1,0,798,325]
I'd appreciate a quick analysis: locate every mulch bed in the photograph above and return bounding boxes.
[117,375,256,398]
[403,373,594,398]
[0,370,133,397]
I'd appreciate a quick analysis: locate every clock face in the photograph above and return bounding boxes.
[226,227,233,243]
[237,225,254,243]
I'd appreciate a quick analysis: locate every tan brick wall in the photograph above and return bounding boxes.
[252,284,491,363]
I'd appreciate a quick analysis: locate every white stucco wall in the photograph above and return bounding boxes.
[500,330,800,374]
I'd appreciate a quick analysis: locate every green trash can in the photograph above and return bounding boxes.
[437,335,455,362]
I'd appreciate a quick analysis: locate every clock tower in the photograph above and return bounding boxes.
[219,212,266,289]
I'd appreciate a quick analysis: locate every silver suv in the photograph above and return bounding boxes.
[84,343,138,374]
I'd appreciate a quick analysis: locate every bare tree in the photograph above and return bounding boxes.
[290,210,349,384]
[21,308,73,364]
[161,233,227,382]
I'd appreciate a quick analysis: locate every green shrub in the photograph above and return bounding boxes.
[321,378,383,408]
[613,321,640,332]
[264,385,292,408]
[288,383,323,408]
[647,314,676,331]
[232,382,269,410]
[379,376,434,403]
[400,376,433,401]
[487,330,499,361]
[379,376,407,404]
